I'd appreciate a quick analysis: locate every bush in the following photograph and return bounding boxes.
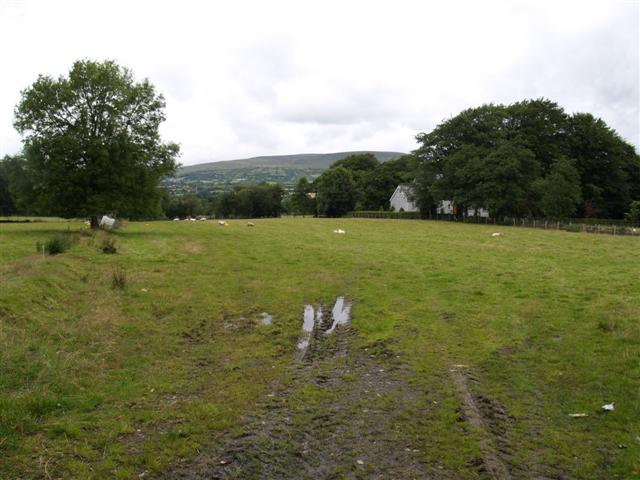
[36,233,78,255]
[100,237,118,254]
[111,269,127,290]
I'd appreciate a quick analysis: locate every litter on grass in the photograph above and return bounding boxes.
[568,413,588,418]
[100,215,116,229]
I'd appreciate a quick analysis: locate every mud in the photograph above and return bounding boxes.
[450,366,512,480]
[161,299,439,480]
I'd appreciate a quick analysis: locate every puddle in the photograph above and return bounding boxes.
[297,305,316,351]
[260,312,273,326]
[325,296,352,334]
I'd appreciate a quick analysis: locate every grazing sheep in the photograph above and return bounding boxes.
[491,232,504,237]
[172,217,180,221]
[247,222,255,227]
[333,229,346,234]
[218,220,228,226]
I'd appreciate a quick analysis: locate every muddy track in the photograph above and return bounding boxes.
[161,299,438,480]
[450,367,513,480]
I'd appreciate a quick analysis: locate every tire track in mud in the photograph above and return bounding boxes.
[450,366,512,480]
[161,298,438,480]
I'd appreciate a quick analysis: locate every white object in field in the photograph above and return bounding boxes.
[568,413,588,418]
[198,216,207,221]
[247,222,255,227]
[84,220,91,226]
[172,217,180,221]
[189,217,196,222]
[218,220,227,226]
[491,232,503,237]
[602,403,615,411]
[99,215,116,229]
[333,228,346,234]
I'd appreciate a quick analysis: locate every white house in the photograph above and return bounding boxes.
[390,185,490,217]
[389,185,418,212]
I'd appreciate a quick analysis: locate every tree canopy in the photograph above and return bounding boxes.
[13,60,179,219]
[414,99,640,219]
[315,166,358,217]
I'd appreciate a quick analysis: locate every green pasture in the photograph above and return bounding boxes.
[0,218,638,478]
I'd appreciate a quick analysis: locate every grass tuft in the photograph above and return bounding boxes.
[36,233,78,255]
[100,236,118,254]
[111,268,127,290]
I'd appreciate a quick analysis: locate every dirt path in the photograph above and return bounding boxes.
[161,299,438,479]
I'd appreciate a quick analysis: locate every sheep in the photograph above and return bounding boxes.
[218,220,228,226]
[491,232,504,237]
[333,229,346,234]
[247,222,256,227]
[172,217,180,221]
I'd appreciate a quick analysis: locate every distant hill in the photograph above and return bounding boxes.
[166,151,405,195]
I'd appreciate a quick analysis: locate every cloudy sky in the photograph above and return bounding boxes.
[0,0,638,165]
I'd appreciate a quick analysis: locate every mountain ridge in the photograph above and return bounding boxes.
[177,150,406,174]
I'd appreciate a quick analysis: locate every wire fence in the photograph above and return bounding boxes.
[349,211,640,237]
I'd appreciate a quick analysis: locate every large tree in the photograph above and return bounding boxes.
[291,177,316,215]
[14,60,179,224]
[315,166,358,217]
[534,156,582,219]
[414,99,640,219]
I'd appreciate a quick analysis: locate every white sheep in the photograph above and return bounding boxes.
[491,232,504,237]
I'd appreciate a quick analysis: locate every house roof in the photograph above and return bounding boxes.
[392,184,415,197]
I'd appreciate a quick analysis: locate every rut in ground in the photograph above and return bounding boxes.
[161,299,438,480]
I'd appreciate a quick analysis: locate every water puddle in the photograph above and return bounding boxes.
[297,305,316,351]
[325,296,352,334]
[260,312,273,326]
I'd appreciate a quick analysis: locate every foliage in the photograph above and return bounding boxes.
[36,232,78,255]
[414,99,640,219]
[534,157,582,219]
[625,201,640,223]
[315,166,358,217]
[291,177,316,215]
[216,184,284,218]
[13,60,179,219]
[362,155,417,210]
[162,193,211,219]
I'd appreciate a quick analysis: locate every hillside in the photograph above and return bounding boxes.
[165,151,405,195]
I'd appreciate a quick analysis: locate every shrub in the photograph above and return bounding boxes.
[111,269,127,290]
[100,237,118,254]
[36,233,78,255]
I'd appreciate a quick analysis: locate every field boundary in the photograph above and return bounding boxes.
[349,211,640,236]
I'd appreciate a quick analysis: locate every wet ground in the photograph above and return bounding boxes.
[161,298,441,480]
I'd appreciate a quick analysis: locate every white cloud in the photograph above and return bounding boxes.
[0,0,637,164]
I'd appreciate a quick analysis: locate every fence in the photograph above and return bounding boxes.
[349,211,640,237]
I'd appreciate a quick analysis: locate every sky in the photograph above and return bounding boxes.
[0,0,638,166]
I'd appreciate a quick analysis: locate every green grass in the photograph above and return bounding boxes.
[0,218,638,478]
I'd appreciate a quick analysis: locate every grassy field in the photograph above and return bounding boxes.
[0,218,638,479]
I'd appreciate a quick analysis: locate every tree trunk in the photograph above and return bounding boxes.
[90,215,99,229]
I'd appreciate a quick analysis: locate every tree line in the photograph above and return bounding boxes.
[1,60,638,222]
[413,99,640,220]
